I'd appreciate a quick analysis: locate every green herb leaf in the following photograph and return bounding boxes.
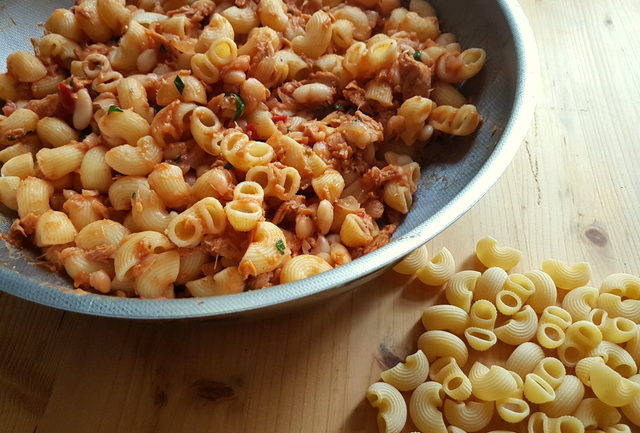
[229,93,245,121]
[333,103,344,111]
[275,239,286,255]
[108,105,123,113]
[413,51,422,61]
[154,105,164,113]
[243,284,252,292]
[224,162,233,169]
[174,75,185,93]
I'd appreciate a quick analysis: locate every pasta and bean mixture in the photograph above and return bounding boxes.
[0,0,485,297]
[368,236,640,433]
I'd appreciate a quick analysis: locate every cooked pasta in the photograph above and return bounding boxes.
[0,0,488,297]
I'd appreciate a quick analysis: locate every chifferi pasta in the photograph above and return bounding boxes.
[0,0,487,298]
[366,237,640,433]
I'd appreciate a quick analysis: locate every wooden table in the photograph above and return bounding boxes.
[2,1,640,432]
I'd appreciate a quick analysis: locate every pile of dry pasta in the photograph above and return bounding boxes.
[0,0,485,298]
[367,236,640,433]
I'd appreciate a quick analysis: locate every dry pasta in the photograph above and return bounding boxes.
[380,350,429,392]
[0,0,488,298]
[368,240,640,433]
[475,236,522,270]
[542,259,592,290]
[366,382,407,433]
[409,381,447,433]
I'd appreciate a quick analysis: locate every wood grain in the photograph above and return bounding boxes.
[2,0,640,432]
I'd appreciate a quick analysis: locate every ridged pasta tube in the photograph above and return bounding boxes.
[495,305,539,345]
[429,357,472,401]
[469,362,518,401]
[539,375,584,417]
[417,330,468,367]
[443,399,493,432]
[409,381,447,433]
[597,293,640,323]
[600,273,640,298]
[366,382,406,433]
[506,342,546,379]
[393,244,429,275]
[380,350,429,392]
[525,270,558,313]
[474,266,508,302]
[475,236,522,270]
[464,327,498,351]
[621,374,640,426]
[421,305,469,335]
[590,358,640,407]
[415,247,455,286]
[280,255,332,284]
[562,286,599,321]
[444,270,480,312]
[574,397,621,429]
[496,397,530,423]
[541,259,591,290]
[524,373,556,404]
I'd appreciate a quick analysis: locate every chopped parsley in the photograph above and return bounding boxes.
[174,75,185,93]
[224,162,233,169]
[108,105,123,113]
[243,284,253,292]
[228,93,245,121]
[333,103,345,111]
[413,51,422,61]
[154,105,164,113]
[275,239,286,255]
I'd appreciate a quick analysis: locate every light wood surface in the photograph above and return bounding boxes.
[2,1,640,432]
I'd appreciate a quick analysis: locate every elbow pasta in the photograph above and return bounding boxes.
[370,240,640,433]
[366,382,407,433]
[542,259,592,290]
[0,1,489,297]
[380,350,429,392]
[475,236,522,271]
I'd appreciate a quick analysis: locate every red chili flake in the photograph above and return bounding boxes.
[246,123,257,138]
[58,82,75,112]
[271,114,288,122]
